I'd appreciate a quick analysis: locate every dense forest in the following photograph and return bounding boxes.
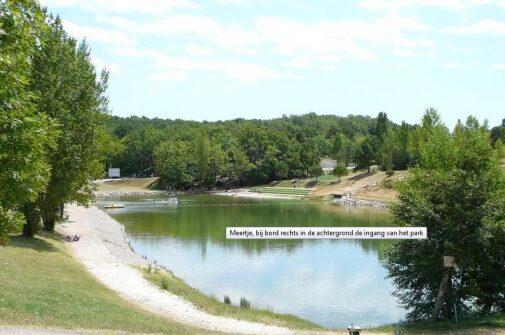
[106,111,505,189]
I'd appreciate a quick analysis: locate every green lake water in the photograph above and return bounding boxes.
[100,194,405,328]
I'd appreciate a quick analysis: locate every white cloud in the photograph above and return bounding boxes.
[98,15,261,53]
[41,0,200,15]
[492,62,505,69]
[443,19,505,34]
[63,20,135,45]
[115,47,282,84]
[252,15,430,64]
[358,0,498,11]
[92,56,123,74]
[149,71,189,82]
[182,43,214,56]
[444,62,462,69]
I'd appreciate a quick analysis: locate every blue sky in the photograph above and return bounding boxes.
[40,0,505,127]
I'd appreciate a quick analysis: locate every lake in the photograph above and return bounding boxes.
[101,194,405,328]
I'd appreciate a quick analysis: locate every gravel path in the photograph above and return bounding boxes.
[56,205,330,335]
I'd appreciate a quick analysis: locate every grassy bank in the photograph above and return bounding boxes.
[0,233,216,334]
[371,313,505,334]
[143,268,321,331]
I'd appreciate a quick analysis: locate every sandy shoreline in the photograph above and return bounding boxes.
[57,204,335,335]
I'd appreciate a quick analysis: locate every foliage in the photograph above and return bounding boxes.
[384,116,505,321]
[0,0,55,244]
[240,297,251,309]
[354,136,375,173]
[308,164,323,181]
[490,118,505,144]
[386,169,395,178]
[31,16,109,231]
[155,141,195,189]
[333,164,348,181]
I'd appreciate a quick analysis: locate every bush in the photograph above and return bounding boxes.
[386,169,395,178]
[223,296,231,305]
[160,277,170,290]
[240,297,250,309]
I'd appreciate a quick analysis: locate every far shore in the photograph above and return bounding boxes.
[95,176,394,209]
[214,188,306,200]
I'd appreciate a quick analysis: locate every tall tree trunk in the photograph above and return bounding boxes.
[60,204,64,219]
[22,202,40,237]
[42,208,56,232]
[432,267,451,321]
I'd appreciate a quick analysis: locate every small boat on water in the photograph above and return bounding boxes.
[104,204,125,209]
[167,197,178,205]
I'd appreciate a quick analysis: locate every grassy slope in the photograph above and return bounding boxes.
[372,313,505,334]
[97,177,159,192]
[143,269,321,331]
[0,234,216,334]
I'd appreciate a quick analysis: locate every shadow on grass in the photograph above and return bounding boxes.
[305,180,317,188]
[8,234,59,252]
[373,313,505,334]
[348,171,376,181]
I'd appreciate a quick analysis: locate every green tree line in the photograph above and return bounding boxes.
[0,0,109,244]
[107,109,474,189]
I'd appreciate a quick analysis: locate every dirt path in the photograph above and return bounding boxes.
[56,205,338,335]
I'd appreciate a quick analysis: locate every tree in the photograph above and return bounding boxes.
[225,146,252,186]
[121,125,163,176]
[331,133,345,162]
[31,17,109,231]
[491,118,505,145]
[154,141,195,189]
[374,112,389,143]
[194,132,209,186]
[354,136,375,173]
[384,119,505,321]
[495,139,505,159]
[274,161,289,180]
[0,0,55,242]
[378,128,395,170]
[393,122,411,170]
[333,164,348,182]
[308,164,323,182]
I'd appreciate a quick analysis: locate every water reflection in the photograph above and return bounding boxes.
[102,194,404,328]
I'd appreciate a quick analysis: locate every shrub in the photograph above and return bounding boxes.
[240,297,250,309]
[160,277,170,290]
[223,296,231,305]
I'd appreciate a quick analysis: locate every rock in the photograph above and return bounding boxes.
[332,195,388,209]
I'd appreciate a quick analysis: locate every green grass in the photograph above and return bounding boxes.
[266,171,368,189]
[143,268,321,331]
[371,313,505,334]
[0,234,217,334]
[249,187,312,196]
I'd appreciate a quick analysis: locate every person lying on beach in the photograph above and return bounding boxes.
[64,235,80,242]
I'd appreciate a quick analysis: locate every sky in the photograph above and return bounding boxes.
[39,0,505,127]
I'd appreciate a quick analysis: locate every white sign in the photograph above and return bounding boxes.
[443,256,456,268]
[226,227,427,239]
[108,168,120,178]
